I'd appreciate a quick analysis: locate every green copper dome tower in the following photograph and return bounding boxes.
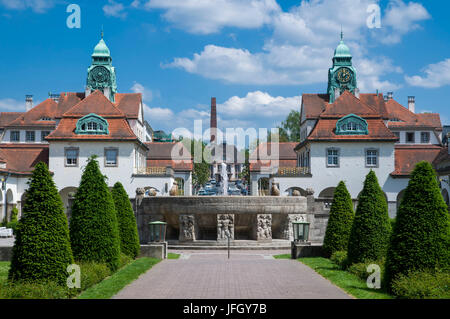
[327,32,358,103]
[86,33,117,102]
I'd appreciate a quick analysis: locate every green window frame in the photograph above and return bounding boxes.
[335,114,369,135]
[75,113,109,135]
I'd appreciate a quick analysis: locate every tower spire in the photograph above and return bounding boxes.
[340,26,343,41]
[101,25,104,39]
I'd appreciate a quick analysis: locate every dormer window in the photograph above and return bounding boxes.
[335,114,369,135]
[75,113,109,135]
[40,117,52,121]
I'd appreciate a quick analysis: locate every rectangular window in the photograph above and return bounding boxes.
[65,148,78,167]
[10,131,20,142]
[366,149,378,167]
[25,131,35,142]
[421,132,430,144]
[406,132,415,143]
[327,149,339,167]
[41,131,50,142]
[105,148,118,167]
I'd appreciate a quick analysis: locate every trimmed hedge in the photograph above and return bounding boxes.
[8,162,73,286]
[385,161,450,289]
[347,170,391,264]
[322,181,354,257]
[69,156,121,272]
[111,182,140,259]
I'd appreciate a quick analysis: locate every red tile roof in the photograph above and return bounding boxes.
[302,94,328,120]
[321,91,379,118]
[392,145,442,177]
[55,92,85,118]
[115,93,142,119]
[0,144,49,175]
[145,142,193,171]
[307,118,398,142]
[385,99,441,130]
[6,99,57,128]
[63,90,125,117]
[249,142,297,172]
[46,117,137,141]
[0,112,24,128]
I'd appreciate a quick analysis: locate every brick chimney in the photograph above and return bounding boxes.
[210,97,217,144]
[25,95,33,111]
[408,96,415,114]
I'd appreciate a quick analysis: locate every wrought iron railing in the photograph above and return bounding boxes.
[135,167,171,175]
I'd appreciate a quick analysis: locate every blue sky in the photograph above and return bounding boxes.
[0,0,449,136]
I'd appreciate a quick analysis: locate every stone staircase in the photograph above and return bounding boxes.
[168,239,293,250]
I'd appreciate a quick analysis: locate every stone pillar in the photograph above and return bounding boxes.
[255,214,272,242]
[306,188,315,213]
[217,214,234,241]
[179,214,196,242]
[283,214,308,241]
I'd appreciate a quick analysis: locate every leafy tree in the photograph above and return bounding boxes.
[385,161,450,289]
[69,156,121,271]
[347,170,391,264]
[8,162,73,285]
[111,182,140,259]
[322,181,354,257]
[277,110,300,142]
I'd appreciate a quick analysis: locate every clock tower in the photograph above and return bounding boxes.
[86,35,117,102]
[327,33,358,103]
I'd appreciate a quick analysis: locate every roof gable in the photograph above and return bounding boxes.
[63,90,124,118]
[7,99,57,127]
[321,91,378,118]
[115,93,142,119]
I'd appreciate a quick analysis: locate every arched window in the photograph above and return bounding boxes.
[335,114,369,135]
[75,113,109,135]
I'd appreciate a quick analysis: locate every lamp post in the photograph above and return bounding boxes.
[292,221,310,243]
[148,221,167,242]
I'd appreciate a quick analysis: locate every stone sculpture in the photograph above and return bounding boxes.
[271,183,280,196]
[169,182,178,196]
[256,214,272,240]
[179,214,195,241]
[217,214,234,240]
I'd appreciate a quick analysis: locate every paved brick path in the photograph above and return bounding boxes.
[113,250,351,299]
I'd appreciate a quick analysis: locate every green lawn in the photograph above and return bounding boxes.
[298,257,393,299]
[77,257,160,299]
[168,253,180,259]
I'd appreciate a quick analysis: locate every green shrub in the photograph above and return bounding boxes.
[389,218,395,230]
[119,253,133,269]
[391,270,450,299]
[10,207,18,223]
[69,156,121,272]
[323,181,354,257]
[78,261,111,291]
[8,162,73,286]
[330,250,349,269]
[348,259,385,282]
[385,162,450,290]
[347,170,391,265]
[111,182,140,259]
[0,281,69,299]
[6,221,18,233]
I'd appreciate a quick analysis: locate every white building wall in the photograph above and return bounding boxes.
[1,129,53,144]
[393,130,440,145]
[49,141,173,198]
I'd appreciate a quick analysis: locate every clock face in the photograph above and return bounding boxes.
[90,66,110,85]
[336,67,352,83]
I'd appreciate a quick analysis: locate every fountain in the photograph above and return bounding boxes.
[220,162,228,196]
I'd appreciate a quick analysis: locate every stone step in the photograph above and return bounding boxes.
[168,245,291,250]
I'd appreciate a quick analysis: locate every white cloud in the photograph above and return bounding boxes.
[0,0,54,13]
[0,98,26,111]
[131,82,155,102]
[382,0,431,44]
[163,0,431,89]
[143,91,300,136]
[141,0,280,34]
[219,91,300,119]
[103,0,127,18]
[405,59,450,88]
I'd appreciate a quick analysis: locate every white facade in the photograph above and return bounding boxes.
[1,129,53,144]
[49,140,175,200]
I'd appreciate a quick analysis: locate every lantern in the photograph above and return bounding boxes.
[292,221,310,242]
[148,221,167,242]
